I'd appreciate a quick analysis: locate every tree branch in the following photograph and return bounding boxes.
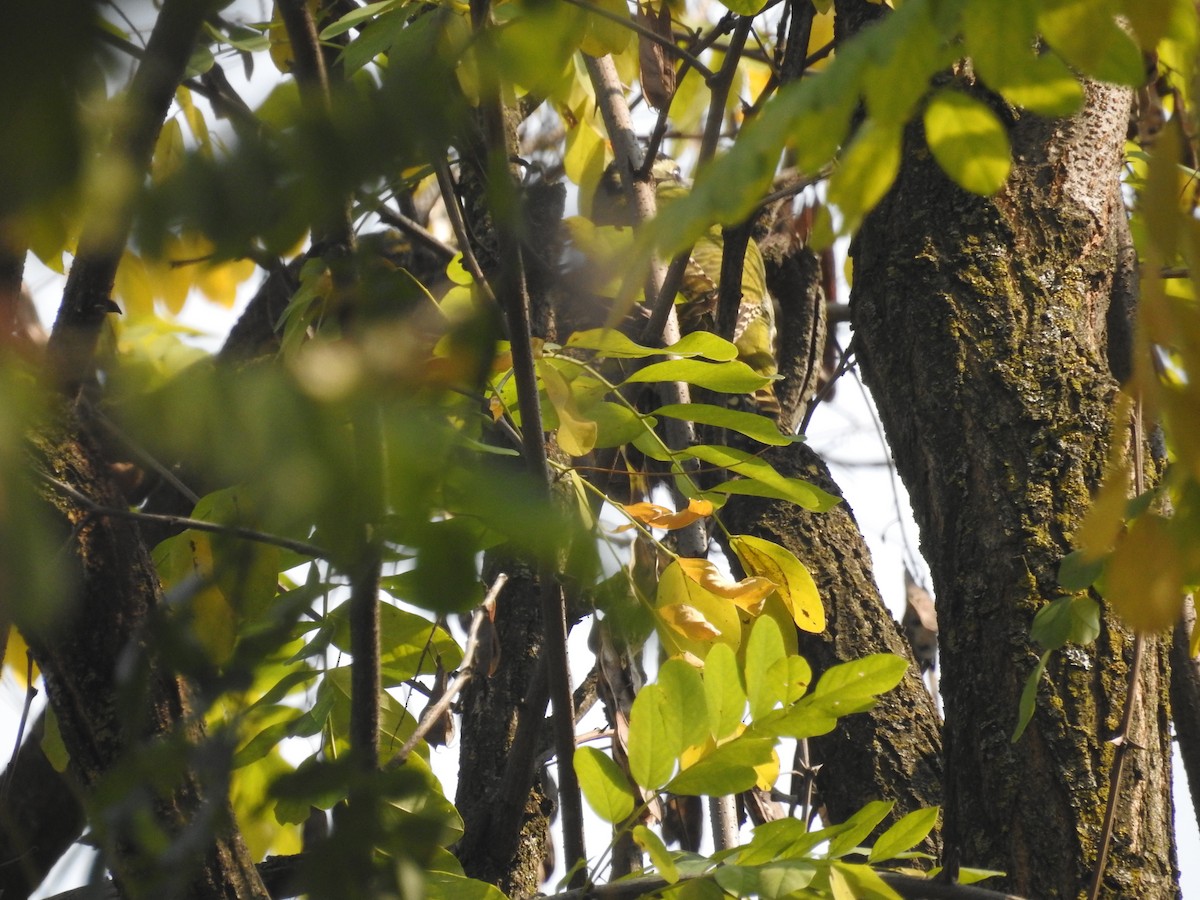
[469,0,586,879]
[47,0,217,392]
[36,471,327,558]
[386,575,508,769]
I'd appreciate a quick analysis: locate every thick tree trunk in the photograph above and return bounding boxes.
[851,80,1178,896]
[27,413,268,899]
[723,444,943,850]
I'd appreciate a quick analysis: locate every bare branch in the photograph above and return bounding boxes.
[36,471,327,558]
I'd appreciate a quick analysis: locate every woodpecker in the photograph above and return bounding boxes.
[592,160,780,417]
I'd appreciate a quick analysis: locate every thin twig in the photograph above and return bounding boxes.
[1087,399,1148,900]
[374,205,457,262]
[434,160,498,304]
[1,655,37,802]
[48,0,216,392]
[386,574,507,768]
[37,471,327,558]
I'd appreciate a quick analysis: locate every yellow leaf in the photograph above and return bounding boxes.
[677,557,775,614]
[656,561,743,655]
[619,498,715,532]
[4,626,39,687]
[539,361,598,457]
[731,535,825,633]
[192,582,238,664]
[152,118,185,184]
[197,256,257,308]
[114,251,156,318]
[662,603,723,641]
[754,747,780,791]
[1105,515,1184,632]
[1075,393,1133,559]
[619,501,674,528]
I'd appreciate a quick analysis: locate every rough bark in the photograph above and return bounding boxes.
[850,78,1177,895]
[723,444,944,849]
[454,562,554,897]
[27,413,268,899]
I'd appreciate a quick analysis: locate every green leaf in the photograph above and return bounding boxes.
[665,332,740,361]
[585,401,654,448]
[425,872,508,900]
[653,403,795,446]
[1031,596,1101,650]
[810,654,909,715]
[830,861,904,900]
[744,614,788,720]
[868,807,940,863]
[667,735,776,796]
[689,445,840,512]
[657,657,711,753]
[735,818,810,866]
[1012,650,1050,742]
[319,0,401,39]
[731,534,826,634]
[773,654,813,705]
[963,0,1084,117]
[624,359,773,393]
[41,706,70,772]
[575,746,636,824]
[634,825,680,883]
[1038,0,1145,86]
[628,683,682,790]
[719,0,766,16]
[827,120,903,231]
[826,800,895,858]
[703,643,747,740]
[565,328,663,358]
[1058,549,1105,592]
[923,89,1012,196]
[714,861,816,898]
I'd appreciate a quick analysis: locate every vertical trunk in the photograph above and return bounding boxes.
[29,414,268,899]
[851,81,1177,896]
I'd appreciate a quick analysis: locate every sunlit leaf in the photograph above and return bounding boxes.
[1012,650,1050,742]
[623,358,772,393]
[830,861,903,900]
[1038,0,1145,86]
[826,800,895,858]
[744,615,787,719]
[923,89,1012,196]
[653,403,795,446]
[827,119,902,231]
[868,807,939,863]
[1104,514,1185,632]
[691,446,840,512]
[677,557,776,614]
[667,734,776,796]
[703,643,747,740]
[628,683,682,790]
[575,746,636,824]
[656,561,743,653]
[633,825,680,883]
[714,861,816,898]
[731,535,825,633]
